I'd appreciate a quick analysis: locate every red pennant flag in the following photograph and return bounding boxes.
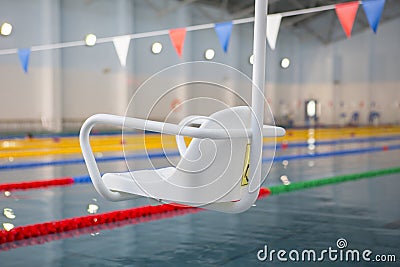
[169,28,186,57]
[335,2,359,38]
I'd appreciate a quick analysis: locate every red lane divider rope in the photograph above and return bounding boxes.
[0,188,271,247]
[258,187,271,198]
[0,208,200,251]
[0,177,74,191]
[0,204,195,244]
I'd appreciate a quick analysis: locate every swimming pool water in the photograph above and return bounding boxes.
[0,144,399,266]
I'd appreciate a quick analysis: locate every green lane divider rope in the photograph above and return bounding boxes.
[269,166,400,195]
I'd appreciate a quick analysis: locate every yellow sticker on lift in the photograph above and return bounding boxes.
[241,144,251,186]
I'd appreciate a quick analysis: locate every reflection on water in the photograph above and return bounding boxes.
[0,147,399,266]
[280,175,291,185]
[3,208,16,219]
[2,222,14,231]
[87,203,99,214]
[282,160,289,168]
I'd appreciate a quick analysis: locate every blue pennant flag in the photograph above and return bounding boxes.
[362,0,386,33]
[18,48,31,73]
[214,21,233,53]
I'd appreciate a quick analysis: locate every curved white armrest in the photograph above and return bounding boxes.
[124,116,285,139]
[80,115,130,201]
[84,114,285,140]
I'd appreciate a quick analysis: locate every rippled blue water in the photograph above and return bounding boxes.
[0,143,399,266]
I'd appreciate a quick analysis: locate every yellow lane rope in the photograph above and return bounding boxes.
[1,126,400,159]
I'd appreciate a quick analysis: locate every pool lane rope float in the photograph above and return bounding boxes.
[3,133,400,159]
[0,188,270,247]
[2,126,400,141]
[0,166,399,247]
[269,143,400,162]
[0,206,202,251]
[0,178,74,191]
[1,142,399,171]
[268,166,400,194]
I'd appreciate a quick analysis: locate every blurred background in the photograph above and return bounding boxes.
[0,0,399,133]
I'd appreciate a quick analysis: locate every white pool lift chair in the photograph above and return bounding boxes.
[79,0,284,213]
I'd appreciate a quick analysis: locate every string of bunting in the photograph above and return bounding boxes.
[0,0,386,73]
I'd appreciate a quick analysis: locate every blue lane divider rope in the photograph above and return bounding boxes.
[2,143,399,171]
[263,135,400,149]
[73,175,92,184]
[264,144,400,162]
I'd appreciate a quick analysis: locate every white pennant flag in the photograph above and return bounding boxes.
[113,36,131,67]
[267,14,282,50]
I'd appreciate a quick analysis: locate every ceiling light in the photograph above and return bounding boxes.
[0,22,12,36]
[151,42,162,54]
[85,34,97,46]
[281,57,290,69]
[204,49,215,60]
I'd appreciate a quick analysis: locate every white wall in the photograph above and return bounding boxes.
[270,17,400,126]
[0,0,62,131]
[0,0,399,131]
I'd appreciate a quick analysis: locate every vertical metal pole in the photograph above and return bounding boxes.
[249,0,268,194]
[204,0,268,213]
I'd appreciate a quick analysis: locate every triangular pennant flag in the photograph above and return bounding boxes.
[335,1,360,38]
[266,14,282,50]
[169,28,186,57]
[214,21,233,53]
[18,48,31,73]
[362,0,385,33]
[112,36,131,67]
